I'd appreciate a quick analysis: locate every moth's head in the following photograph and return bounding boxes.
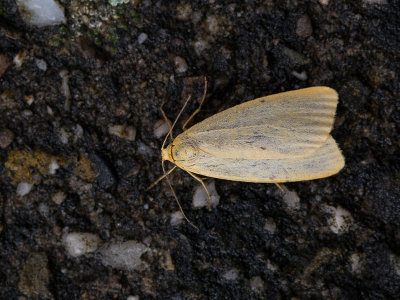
[161,144,173,162]
[170,138,198,162]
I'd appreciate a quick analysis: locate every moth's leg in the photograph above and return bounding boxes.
[274,183,284,192]
[182,77,208,131]
[187,170,212,210]
[146,166,177,191]
[160,98,174,140]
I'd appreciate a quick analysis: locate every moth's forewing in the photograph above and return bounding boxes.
[180,87,338,160]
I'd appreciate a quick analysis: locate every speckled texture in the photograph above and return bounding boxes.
[0,0,400,299]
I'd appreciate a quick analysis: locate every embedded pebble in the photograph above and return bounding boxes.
[349,253,364,273]
[109,0,129,6]
[363,0,387,3]
[282,47,310,65]
[193,39,209,56]
[51,191,66,205]
[18,253,51,298]
[0,54,11,77]
[0,128,15,149]
[108,125,136,141]
[38,203,49,217]
[59,70,71,110]
[16,0,66,27]
[192,181,220,209]
[159,250,175,271]
[389,254,400,276]
[323,205,353,234]
[205,15,219,34]
[36,59,47,71]
[319,0,329,5]
[138,33,148,44]
[263,218,277,234]
[16,182,33,196]
[176,3,192,21]
[99,241,148,271]
[174,56,188,73]
[74,124,84,139]
[291,70,308,81]
[170,211,184,226]
[48,159,60,175]
[62,232,102,257]
[88,153,116,189]
[153,120,170,139]
[127,296,139,300]
[222,268,239,281]
[282,188,300,210]
[249,276,266,294]
[296,14,313,38]
[24,95,34,105]
[13,51,27,68]
[59,127,70,144]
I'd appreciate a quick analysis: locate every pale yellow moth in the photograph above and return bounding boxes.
[161,87,344,184]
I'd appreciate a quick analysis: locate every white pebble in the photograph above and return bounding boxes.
[291,70,308,81]
[170,211,184,226]
[16,0,66,27]
[192,181,220,209]
[323,205,353,234]
[24,95,34,105]
[13,51,26,68]
[222,268,239,281]
[174,56,188,73]
[153,120,170,139]
[99,241,148,271]
[16,182,33,196]
[48,159,60,175]
[59,127,70,144]
[62,232,101,257]
[38,202,49,217]
[349,253,364,274]
[108,125,136,141]
[74,124,84,139]
[127,296,139,300]
[138,33,148,44]
[47,105,54,115]
[193,39,209,56]
[319,0,329,5]
[263,218,277,234]
[36,59,47,71]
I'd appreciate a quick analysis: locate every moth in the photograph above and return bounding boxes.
[161,86,344,184]
[150,85,345,227]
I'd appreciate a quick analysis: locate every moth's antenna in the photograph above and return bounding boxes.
[159,94,198,230]
[146,166,177,191]
[161,95,192,151]
[183,77,208,131]
[162,159,199,231]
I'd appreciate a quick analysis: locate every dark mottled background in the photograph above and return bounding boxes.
[1,0,400,299]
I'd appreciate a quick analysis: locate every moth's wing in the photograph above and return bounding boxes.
[176,135,344,183]
[181,87,338,159]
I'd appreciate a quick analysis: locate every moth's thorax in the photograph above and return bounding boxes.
[170,137,198,162]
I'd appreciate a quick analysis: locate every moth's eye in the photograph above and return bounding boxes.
[172,142,198,161]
